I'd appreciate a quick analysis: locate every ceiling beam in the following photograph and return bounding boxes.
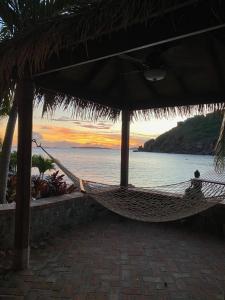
[101,58,122,94]
[84,59,109,85]
[161,57,190,94]
[119,54,144,66]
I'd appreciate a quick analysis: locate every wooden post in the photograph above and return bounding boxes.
[14,79,34,270]
[120,110,130,187]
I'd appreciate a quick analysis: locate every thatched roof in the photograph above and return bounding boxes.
[1,0,225,120]
[36,34,225,118]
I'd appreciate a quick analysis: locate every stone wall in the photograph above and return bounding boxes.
[0,193,108,249]
[0,194,224,249]
[190,203,225,236]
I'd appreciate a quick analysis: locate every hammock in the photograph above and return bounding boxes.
[32,140,225,222]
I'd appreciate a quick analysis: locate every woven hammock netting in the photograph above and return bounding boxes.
[35,142,225,223]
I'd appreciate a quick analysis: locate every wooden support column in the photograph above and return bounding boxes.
[120,110,130,187]
[14,79,34,270]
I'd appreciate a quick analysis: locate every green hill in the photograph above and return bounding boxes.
[140,113,223,155]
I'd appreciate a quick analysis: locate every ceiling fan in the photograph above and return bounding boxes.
[119,53,167,82]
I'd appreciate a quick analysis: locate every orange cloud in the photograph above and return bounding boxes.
[33,124,146,148]
[52,118,112,130]
[1,120,152,149]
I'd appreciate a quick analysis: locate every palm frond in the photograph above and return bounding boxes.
[214,111,225,173]
[0,1,20,34]
[0,22,12,42]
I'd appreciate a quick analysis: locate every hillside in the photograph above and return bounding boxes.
[139,113,223,155]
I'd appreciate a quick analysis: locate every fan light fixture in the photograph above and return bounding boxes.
[144,69,166,82]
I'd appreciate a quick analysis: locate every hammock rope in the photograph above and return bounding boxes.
[32,139,225,222]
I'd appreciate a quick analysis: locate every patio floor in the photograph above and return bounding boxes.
[0,213,224,300]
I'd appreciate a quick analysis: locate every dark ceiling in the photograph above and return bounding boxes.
[33,0,225,111]
[35,32,225,110]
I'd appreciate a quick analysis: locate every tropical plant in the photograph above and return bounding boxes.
[31,176,50,199]
[0,0,76,203]
[46,171,68,196]
[9,151,17,174]
[32,155,55,179]
[6,174,17,203]
[31,171,75,199]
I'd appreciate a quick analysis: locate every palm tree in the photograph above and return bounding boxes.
[0,0,75,203]
[214,112,225,173]
[32,155,54,179]
[0,92,17,203]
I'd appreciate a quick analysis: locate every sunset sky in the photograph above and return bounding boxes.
[0,104,186,149]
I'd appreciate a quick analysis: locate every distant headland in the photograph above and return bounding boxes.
[137,113,223,155]
[71,146,112,150]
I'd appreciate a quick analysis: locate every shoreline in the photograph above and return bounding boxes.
[135,150,213,156]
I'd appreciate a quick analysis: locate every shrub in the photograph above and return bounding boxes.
[5,153,76,202]
[6,174,17,203]
[9,151,17,174]
[32,155,54,178]
[31,171,76,199]
[46,171,69,196]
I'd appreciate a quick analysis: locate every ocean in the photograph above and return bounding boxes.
[32,148,214,187]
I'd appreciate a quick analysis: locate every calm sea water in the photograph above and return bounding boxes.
[32,148,214,187]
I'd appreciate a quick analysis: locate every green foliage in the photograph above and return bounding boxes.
[0,89,14,118]
[0,150,17,173]
[31,171,73,199]
[0,1,76,33]
[9,150,17,173]
[6,174,16,203]
[0,1,77,203]
[5,153,75,202]
[143,112,223,155]
[32,154,55,178]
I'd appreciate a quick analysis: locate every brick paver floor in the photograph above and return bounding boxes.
[0,213,224,300]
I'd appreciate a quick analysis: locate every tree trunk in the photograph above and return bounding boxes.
[14,79,33,270]
[120,110,130,187]
[0,99,17,203]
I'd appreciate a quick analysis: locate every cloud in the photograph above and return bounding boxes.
[73,121,82,125]
[72,120,112,130]
[50,117,113,130]
[78,123,112,130]
[40,125,52,130]
[16,122,149,149]
[52,116,73,122]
